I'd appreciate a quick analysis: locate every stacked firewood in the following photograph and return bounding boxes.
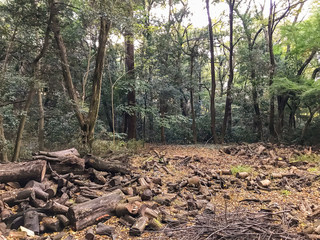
[0,148,202,239]
[0,148,160,239]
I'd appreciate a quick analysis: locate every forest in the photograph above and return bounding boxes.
[0,0,319,160]
[1,0,320,239]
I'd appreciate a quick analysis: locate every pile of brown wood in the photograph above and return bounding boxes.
[0,148,183,239]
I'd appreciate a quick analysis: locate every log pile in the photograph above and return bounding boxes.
[0,148,178,238]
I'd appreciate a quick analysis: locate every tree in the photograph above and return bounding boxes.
[50,0,111,150]
[205,0,217,143]
[221,0,236,142]
[124,1,136,140]
[235,1,264,140]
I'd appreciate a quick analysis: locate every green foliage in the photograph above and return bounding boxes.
[91,139,144,156]
[231,165,252,175]
[307,167,319,173]
[280,189,291,196]
[290,154,320,164]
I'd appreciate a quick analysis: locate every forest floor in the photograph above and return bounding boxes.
[108,143,320,239]
[2,143,320,239]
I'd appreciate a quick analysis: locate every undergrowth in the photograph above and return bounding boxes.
[231,165,252,175]
[290,153,320,164]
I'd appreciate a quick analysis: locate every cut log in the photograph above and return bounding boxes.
[47,157,85,174]
[85,228,95,240]
[129,216,148,236]
[48,201,69,214]
[45,183,58,198]
[148,218,163,230]
[56,215,70,227]
[85,155,131,174]
[141,189,152,201]
[95,222,114,236]
[36,148,80,158]
[24,210,39,235]
[0,160,46,183]
[115,203,135,217]
[0,188,34,205]
[42,217,60,232]
[68,189,125,230]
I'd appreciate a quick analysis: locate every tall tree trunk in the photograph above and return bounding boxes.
[125,31,136,140]
[0,27,17,163]
[221,0,235,142]
[51,0,86,132]
[206,0,217,143]
[12,87,35,161]
[160,95,166,144]
[38,87,45,151]
[190,56,197,144]
[87,17,111,148]
[0,116,8,163]
[50,0,111,149]
[267,0,276,141]
[12,3,53,161]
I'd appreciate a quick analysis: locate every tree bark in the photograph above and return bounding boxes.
[87,17,111,148]
[221,0,235,142]
[190,56,197,144]
[85,155,131,175]
[125,31,136,140]
[0,27,18,163]
[206,0,217,143]
[312,67,320,79]
[0,160,46,183]
[0,116,8,163]
[12,87,36,162]
[68,189,124,230]
[267,0,276,141]
[38,90,45,151]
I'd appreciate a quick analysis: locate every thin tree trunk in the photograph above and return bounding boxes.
[87,17,111,149]
[268,0,276,141]
[12,3,53,161]
[82,45,92,106]
[190,56,197,144]
[51,0,86,132]
[38,89,45,151]
[0,116,8,163]
[206,0,217,143]
[12,87,36,162]
[221,0,235,142]
[160,96,166,144]
[0,26,17,163]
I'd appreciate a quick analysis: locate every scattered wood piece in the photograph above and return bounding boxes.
[188,176,200,187]
[148,218,163,230]
[141,189,152,201]
[96,222,114,236]
[236,172,249,179]
[85,228,95,240]
[24,210,39,235]
[129,216,148,236]
[259,179,271,187]
[42,217,60,232]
